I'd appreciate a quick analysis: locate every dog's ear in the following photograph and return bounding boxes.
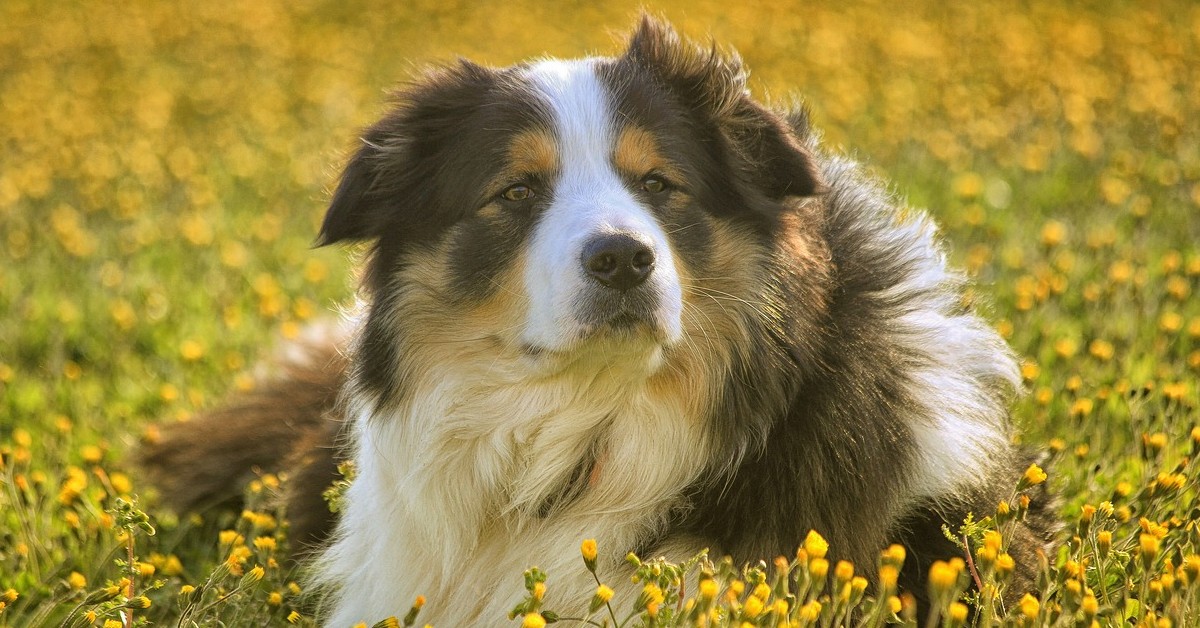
[316,60,499,247]
[315,128,394,246]
[622,16,825,200]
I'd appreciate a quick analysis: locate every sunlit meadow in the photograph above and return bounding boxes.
[1,1,1198,626]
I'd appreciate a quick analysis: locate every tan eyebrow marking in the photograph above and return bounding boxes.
[507,129,559,176]
[478,129,559,218]
[613,126,679,179]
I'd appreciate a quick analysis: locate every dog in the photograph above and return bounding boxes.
[142,17,1057,625]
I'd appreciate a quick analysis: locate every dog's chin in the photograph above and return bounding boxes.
[519,312,675,364]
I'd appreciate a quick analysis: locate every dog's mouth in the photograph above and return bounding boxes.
[578,290,664,335]
[517,286,682,360]
[517,312,669,360]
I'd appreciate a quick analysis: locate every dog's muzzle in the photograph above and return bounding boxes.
[577,231,663,333]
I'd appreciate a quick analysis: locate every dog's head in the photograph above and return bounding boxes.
[320,18,827,400]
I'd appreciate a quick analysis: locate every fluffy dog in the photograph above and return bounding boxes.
[143,17,1056,625]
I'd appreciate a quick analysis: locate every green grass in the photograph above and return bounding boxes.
[1,1,1198,626]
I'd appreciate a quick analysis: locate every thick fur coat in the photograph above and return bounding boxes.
[142,18,1057,626]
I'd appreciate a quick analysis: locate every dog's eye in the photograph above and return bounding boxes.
[501,184,535,202]
[641,176,667,194]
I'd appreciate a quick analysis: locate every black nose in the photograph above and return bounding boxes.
[581,233,655,291]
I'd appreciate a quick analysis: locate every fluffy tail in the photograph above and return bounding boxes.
[139,323,350,552]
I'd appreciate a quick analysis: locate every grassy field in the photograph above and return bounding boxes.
[1,0,1198,625]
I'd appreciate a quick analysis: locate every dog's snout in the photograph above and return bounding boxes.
[581,233,656,291]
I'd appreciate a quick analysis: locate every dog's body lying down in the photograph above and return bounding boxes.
[143,18,1056,626]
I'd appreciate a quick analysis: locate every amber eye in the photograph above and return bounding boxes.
[641,177,667,194]
[501,184,534,202]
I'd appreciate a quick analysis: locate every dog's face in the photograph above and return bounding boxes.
[319,19,827,401]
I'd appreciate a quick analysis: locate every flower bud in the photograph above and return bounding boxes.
[580,539,598,573]
[589,584,614,613]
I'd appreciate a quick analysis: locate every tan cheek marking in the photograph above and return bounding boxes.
[395,235,529,359]
[650,218,762,416]
[465,249,529,342]
[613,126,682,181]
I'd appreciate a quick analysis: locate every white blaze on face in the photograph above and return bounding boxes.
[521,59,683,352]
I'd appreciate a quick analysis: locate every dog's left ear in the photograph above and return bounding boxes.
[622,16,825,200]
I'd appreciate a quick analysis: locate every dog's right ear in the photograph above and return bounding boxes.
[315,127,397,246]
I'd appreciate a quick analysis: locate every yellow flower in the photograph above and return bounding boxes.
[1143,432,1168,453]
[2,589,17,603]
[522,613,547,628]
[743,595,764,619]
[1089,339,1115,361]
[110,472,133,494]
[80,445,103,464]
[581,538,598,572]
[641,583,665,615]
[808,558,829,580]
[1081,594,1099,618]
[1020,360,1040,381]
[104,621,123,628]
[268,591,284,606]
[244,565,265,583]
[1022,463,1048,487]
[996,553,1015,579]
[927,560,959,594]
[127,596,151,609]
[878,565,899,590]
[982,530,1002,553]
[699,579,718,600]
[798,600,822,622]
[834,560,854,584]
[803,530,829,560]
[181,339,205,361]
[1040,220,1067,246]
[881,544,906,567]
[594,583,614,602]
[948,602,968,625]
[67,572,87,590]
[1070,398,1095,417]
[1182,555,1200,582]
[287,610,302,623]
[1019,593,1039,620]
[1140,533,1160,568]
